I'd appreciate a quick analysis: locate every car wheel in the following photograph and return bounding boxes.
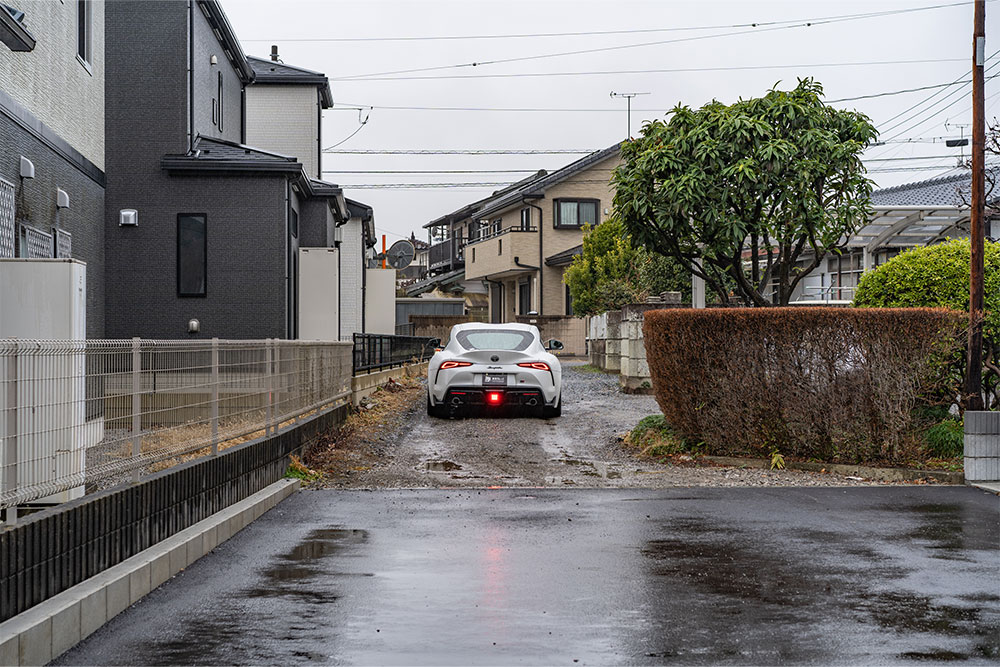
[542,393,562,418]
[427,395,443,418]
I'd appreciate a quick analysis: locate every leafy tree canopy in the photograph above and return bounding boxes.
[612,78,878,306]
[563,218,691,316]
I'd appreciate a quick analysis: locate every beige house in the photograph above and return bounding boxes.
[464,143,620,323]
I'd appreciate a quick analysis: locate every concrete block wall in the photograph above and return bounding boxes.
[605,311,622,373]
[514,315,587,356]
[965,411,1000,482]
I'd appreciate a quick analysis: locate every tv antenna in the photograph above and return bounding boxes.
[945,121,971,164]
[610,91,649,139]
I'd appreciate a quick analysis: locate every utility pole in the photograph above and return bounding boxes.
[610,91,649,139]
[966,0,986,412]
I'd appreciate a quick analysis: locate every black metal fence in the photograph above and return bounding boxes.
[353,333,437,374]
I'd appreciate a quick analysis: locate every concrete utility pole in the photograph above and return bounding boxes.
[966,0,986,411]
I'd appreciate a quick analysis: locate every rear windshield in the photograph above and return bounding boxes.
[455,329,534,351]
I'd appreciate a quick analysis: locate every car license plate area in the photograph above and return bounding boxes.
[483,374,507,386]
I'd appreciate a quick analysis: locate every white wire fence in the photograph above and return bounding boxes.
[1,338,353,512]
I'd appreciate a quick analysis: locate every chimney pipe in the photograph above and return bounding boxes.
[270,45,279,62]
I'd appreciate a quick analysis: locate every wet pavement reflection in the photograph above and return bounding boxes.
[56,487,1000,665]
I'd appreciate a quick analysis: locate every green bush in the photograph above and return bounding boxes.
[925,419,964,458]
[854,238,1000,410]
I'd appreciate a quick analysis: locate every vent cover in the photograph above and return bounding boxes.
[54,228,72,258]
[20,223,53,258]
[0,177,14,258]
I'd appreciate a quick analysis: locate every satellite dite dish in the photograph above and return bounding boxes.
[387,239,415,269]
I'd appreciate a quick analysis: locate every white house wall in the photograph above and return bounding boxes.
[245,84,319,178]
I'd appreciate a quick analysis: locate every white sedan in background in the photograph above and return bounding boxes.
[427,322,563,418]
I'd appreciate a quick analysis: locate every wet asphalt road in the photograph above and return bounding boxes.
[58,487,999,665]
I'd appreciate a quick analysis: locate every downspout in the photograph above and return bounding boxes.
[361,222,367,333]
[241,85,246,144]
[187,1,195,151]
[525,199,544,314]
[284,181,290,338]
[317,89,322,179]
[337,241,342,339]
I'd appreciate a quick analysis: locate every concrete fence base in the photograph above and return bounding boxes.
[965,411,1000,482]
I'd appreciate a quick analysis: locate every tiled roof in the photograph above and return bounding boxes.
[545,244,583,267]
[192,136,298,163]
[871,164,1000,208]
[247,56,333,107]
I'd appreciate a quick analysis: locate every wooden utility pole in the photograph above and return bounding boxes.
[966,0,986,411]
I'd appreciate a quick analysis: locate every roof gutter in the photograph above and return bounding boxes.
[524,197,545,315]
[0,6,35,51]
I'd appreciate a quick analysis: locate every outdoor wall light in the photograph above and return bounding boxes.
[119,209,138,226]
[188,318,200,334]
[210,54,218,65]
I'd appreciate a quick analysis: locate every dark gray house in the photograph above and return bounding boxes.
[104,0,347,339]
[1,0,106,337]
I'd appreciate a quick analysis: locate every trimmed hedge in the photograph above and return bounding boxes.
[643,308,964,464]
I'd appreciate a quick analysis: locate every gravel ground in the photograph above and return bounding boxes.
[323,362,894,489]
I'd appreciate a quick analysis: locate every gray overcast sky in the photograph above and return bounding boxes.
[222,0,999,245]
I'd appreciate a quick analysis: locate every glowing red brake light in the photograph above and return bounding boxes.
[487,392,502,405]
[439,361,472,370]
[517,362,550,371]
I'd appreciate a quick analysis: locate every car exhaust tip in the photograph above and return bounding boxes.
[451,396,463,406]
[526,398,538,406]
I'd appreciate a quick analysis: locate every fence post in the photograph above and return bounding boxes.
[211,338,219,456]
[3,340,19,525]
[131,337,141,484]
[265,338,273,436]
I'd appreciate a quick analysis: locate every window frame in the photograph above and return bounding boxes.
[553,198,599,229]
[520,207,531,230]
[76,0,92,68]
[217,71,224,131]
[177,213,208,298]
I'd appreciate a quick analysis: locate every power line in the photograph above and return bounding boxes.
[325,169,546,174]
[335,3,981,81]
[242,4,977,44]
[328,58,967,82]
[324,148,602,155]
[828,75,1000,103]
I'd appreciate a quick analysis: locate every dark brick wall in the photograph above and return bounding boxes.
[104,1,292,340]
[299,198,331,248]
[0,116,106,338]
[0,402,348,623]
[191,4,245,144]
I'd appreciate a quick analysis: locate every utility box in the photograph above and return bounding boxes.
[0,259,88,505]
[364,268,397,335]
[298,247,340,340]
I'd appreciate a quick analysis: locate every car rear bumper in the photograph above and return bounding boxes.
[433,386,557,410]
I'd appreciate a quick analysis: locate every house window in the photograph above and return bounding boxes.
[290,208,299,238]
[77,0,92,66]
[472,247,476,263]
[498,239,502,255]
[518,280,531,315]
[217,72,224,131]
[177,214,207,297]
[554,199,598,229]
[566,284,574,316]
[520,208,531,230]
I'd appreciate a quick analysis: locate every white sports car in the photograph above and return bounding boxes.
[427,322,563,418]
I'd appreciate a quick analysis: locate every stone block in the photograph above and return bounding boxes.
[0,634,17,667]
[966,411,1000,435]
[105,575,130,619]
[50,599,81,659]
[79,587,107,639]
[18,617,51,667]
[185,534,204,567]
[150,552,171,589]
[128,564,150,605]
[168,544,186,575]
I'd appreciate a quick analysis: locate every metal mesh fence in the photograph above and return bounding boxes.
[1,338,353,511]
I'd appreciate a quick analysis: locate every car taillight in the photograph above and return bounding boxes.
[517,362,550,371]
[439,361,473,370]
[487,392,502,405]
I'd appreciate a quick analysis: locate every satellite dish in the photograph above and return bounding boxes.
[386,240,415,269]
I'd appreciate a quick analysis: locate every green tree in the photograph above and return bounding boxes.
[612,78,878,306]
[563,219,690,316]
[854,238,1000,410]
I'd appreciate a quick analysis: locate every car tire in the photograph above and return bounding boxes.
[542,393,562,418]
[427,395,443,418]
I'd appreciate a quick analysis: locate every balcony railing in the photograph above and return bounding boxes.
[467,225,538,245]
[429,234,466,271]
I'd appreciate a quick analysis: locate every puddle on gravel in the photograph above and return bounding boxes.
[424,460,463,472]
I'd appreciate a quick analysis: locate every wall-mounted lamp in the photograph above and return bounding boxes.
[210,54,218,65]
[188,318,200,334]
[19,156,34,179]
[56,188,70,209]
[119,209,138,226]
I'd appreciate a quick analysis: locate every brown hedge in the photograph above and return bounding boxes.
[642,308,964,464]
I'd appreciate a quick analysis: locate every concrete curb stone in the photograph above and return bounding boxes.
[700,455,964,484]
[0,478,300,666]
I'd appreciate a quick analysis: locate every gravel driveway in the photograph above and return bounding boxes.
[331,363,884,489]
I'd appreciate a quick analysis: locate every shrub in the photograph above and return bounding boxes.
[924,419,964,458]
[625,414,695,456]
[854,238,1000,410]
[643,308,964,464]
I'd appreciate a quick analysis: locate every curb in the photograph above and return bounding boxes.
[0,478,300,667]
[700,456,964,485]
